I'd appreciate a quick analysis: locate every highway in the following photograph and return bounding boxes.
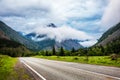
[19,57,120,80]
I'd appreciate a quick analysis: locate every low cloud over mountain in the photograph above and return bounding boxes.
[33,24,93,42]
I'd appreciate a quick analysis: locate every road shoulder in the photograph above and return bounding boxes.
[14,60,36,80]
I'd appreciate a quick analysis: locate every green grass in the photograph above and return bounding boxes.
[0,55,17,80]
[34,56,120,67]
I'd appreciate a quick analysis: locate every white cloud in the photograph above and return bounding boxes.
[80,39,97,47]
[0,0,106,31]
[34,25,93,42]
[0,0,111,47]
[101,0,120,30]
[0,0,106,24]
[70,20,101,31]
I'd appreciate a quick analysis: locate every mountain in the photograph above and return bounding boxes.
[0,29,31,57]
[0,38,31,57]
[47,23,57,28]
[25,23,83,50]
[36,38,83,50]
[25,32,46,40]
[0,21,39,51]
[0,21,83,51]
[0,29,10,40]
[26,32,83,50]
[60,39,83,50]
[97,22,120,46]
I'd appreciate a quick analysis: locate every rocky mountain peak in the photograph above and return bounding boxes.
[47,23,57,28]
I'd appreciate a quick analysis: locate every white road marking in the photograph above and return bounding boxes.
[76,66,120,80]
[21,59,46,80]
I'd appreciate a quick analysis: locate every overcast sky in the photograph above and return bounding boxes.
[0,0,120,47]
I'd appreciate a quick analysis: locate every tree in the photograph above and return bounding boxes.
[100,45,105,55]
[52,46,56,55]
[45,50,49,56]
[71,47,75,53]
[60,47,64,56]
[84,48,89,61]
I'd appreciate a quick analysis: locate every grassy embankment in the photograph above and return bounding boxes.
[0,55,17,80]
[0,55,33,80]
[34,56,120,67]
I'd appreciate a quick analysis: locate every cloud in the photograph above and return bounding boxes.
[80,39,97,47]
[0,0,112,47]
[33,25,93,42]
[101,0,120,30]
[0,0,50,17]
[0,0,106,32]
[70,19,101,32]
[0,0,106,24]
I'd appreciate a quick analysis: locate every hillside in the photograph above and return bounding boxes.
[0,38,31,57]
[0,21,39,51]
[97,23,120,46]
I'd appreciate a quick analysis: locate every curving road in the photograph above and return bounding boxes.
[19,57,120,80]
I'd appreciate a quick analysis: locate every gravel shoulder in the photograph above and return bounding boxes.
[13,60,36,80]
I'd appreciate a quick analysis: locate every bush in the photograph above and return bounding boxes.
[110,54,119,60]
[73,57,79,60]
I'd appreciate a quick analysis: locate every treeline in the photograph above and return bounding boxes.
[35,38,120,56]
[35,46,66,56]
[1,37,120,57]
[0,46,31,57]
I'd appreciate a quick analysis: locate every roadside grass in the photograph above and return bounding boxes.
[34,56,120,67]
[0,55,33,80]
[0,55,17,80]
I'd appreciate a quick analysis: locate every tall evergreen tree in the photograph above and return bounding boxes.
[100,45,105,55]
[45,50,48,56]
[60,46,64,56]
[84,48,89,61]
[52,45,56,55]
[71,47,75,53]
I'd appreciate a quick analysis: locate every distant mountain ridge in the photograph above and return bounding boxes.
[25,32,83,50]
[97,22,120,46]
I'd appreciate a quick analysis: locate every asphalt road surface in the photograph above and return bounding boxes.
[19,57,120,80]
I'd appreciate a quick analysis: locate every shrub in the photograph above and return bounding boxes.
[110,54,119,60]
[73,57,79,60]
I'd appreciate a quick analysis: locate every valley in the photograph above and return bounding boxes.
[0,21,120,80]
[0,0,120,79]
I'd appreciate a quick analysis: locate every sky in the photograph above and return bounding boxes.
[0,0,120,47]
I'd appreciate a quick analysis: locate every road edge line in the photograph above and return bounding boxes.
[77,68,120,80]
[22,60,46,80]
